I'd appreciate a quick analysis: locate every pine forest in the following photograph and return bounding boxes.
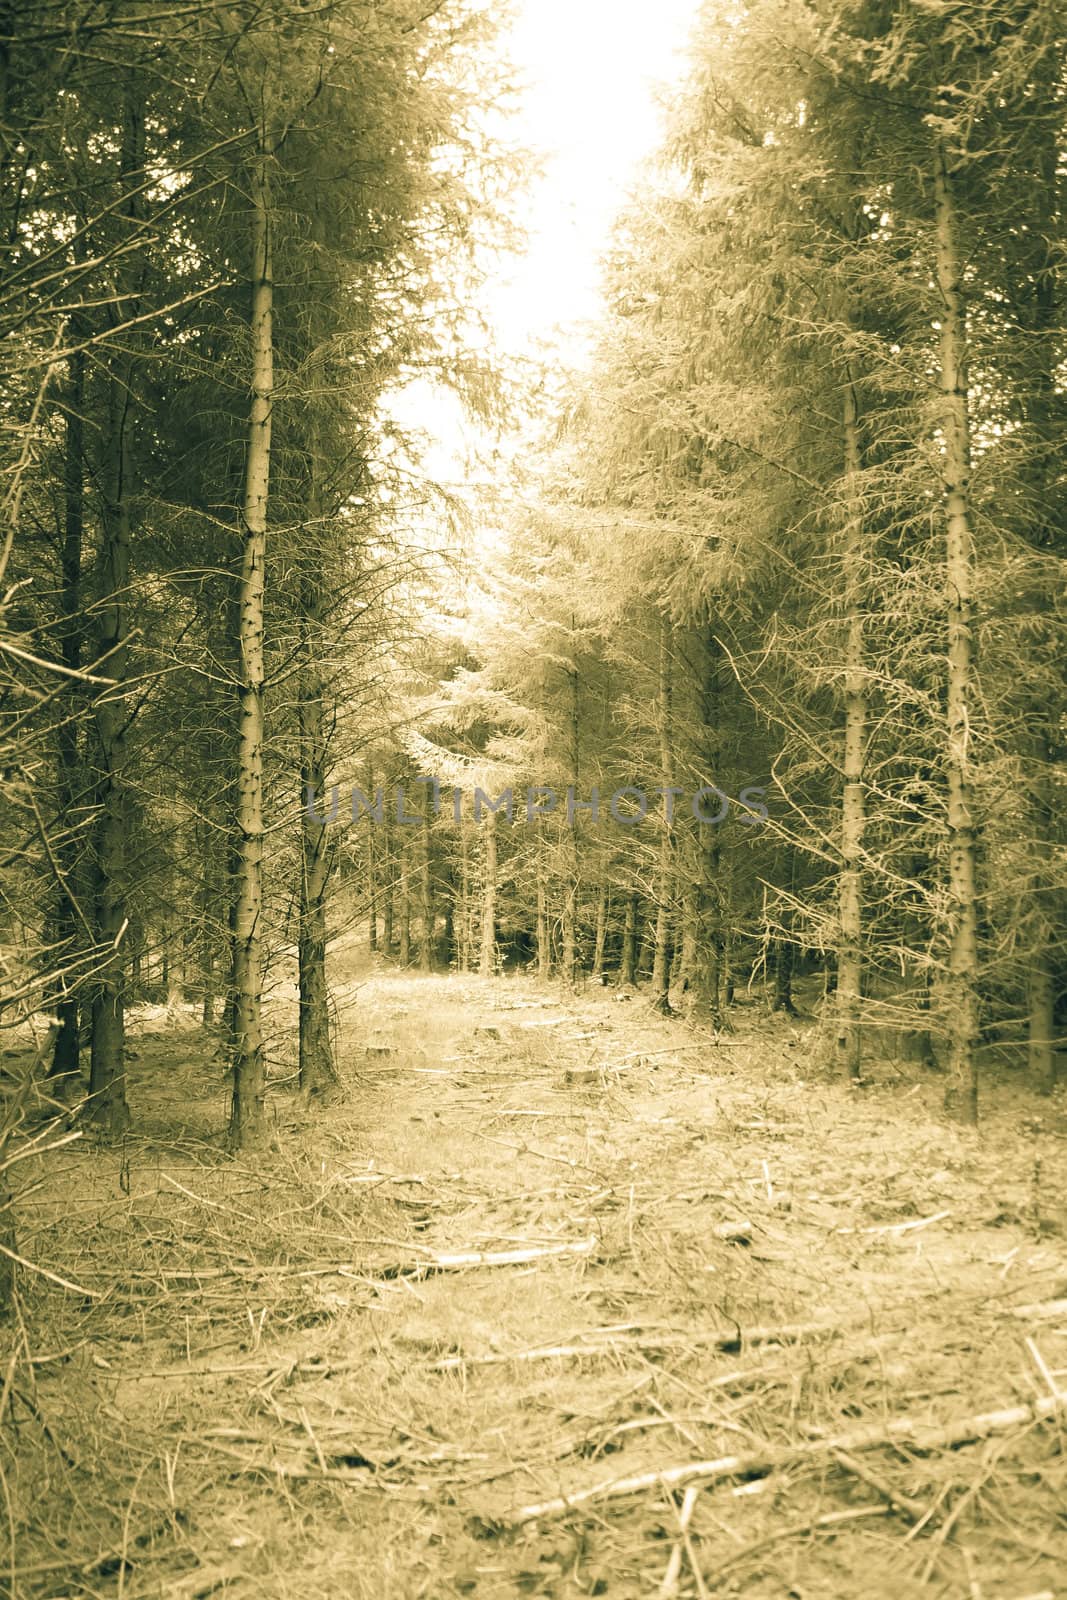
[1,2,1065,1595]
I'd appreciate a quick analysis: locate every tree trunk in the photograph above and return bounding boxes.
[296,433,337,1099]
[774,937,796,1015]
[229,140,273,1147]
[772,852,798,1017]
[561,875,578,984]
[0,1182,15,1316]
[201,941,215,1026]
[691,621,725,1024]
[419,806,433,972]
[398,848,411,967]
[367,825,378,954]
[197,824,218,1026]
[1021,124,1063,1091]
[365,760,378,955]
[675,895,696,993]
[651,903,673,999]
[88,90,144,1135]
[619,893,637,986]
[836,371,866,1082]
[591,883,608,980]
[560,649,581,985]
[536,821,550,979]
[50,345,86,1092]
[479,808,496,977]
[637,912,655,982]
[934,138,979,1125]
[166,922,183,1009]
[723,923,735,1005]
[441,859,455,969]
[456,823,469,972]
[298,878,334,1098]
[651,617,674,1013]
[1028,941,1056,1091]
[1028,746,1058,1090]
[381,808,395,957]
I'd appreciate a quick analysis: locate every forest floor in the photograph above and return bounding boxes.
[6,937,1067,1600]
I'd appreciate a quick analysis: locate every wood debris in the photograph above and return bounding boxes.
[507,1392,1067,1524]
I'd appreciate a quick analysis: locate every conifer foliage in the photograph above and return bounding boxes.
[0,0,1063,1157]
[0,0,509,1148]
[397,0,1065,1119]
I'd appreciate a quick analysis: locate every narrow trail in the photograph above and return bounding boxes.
[10,958,1067,1599]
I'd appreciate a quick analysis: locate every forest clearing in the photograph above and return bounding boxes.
[6,942,1067,1599]
[2,0,1065,1594]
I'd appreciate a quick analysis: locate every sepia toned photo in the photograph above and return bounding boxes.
[1,1,1064,1595]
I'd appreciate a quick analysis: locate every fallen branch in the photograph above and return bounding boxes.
[657,1484,702,1599]
[507,1391,1067,1524]
[711,1504,893,1582]
[834,1210,952,1238]
[430,1318,847,1373]
[432,1337,645,1372]
[379,1236,597,1281]
[162,1567,244,1600]
[1010,1299,1067,1322]
[831,1449,925,1521]
[864,1210,951,1237]
[0,1243,100,1298]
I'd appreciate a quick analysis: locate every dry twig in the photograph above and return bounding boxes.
[508,1392,1067,1524]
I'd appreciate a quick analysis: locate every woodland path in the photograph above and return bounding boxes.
[9,947,1067,1600]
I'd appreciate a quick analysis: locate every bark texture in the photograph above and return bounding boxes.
[296,462,337,1098]
[934,138,980,1125]
[229,144,273,1147]
[651,618,674,1012]
[50,346,86,1090]
[480,808,497,977]
[691,621,725,1024]
[88,90,144,1134]
[619,893,638,986]
[836,372,866,1082]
